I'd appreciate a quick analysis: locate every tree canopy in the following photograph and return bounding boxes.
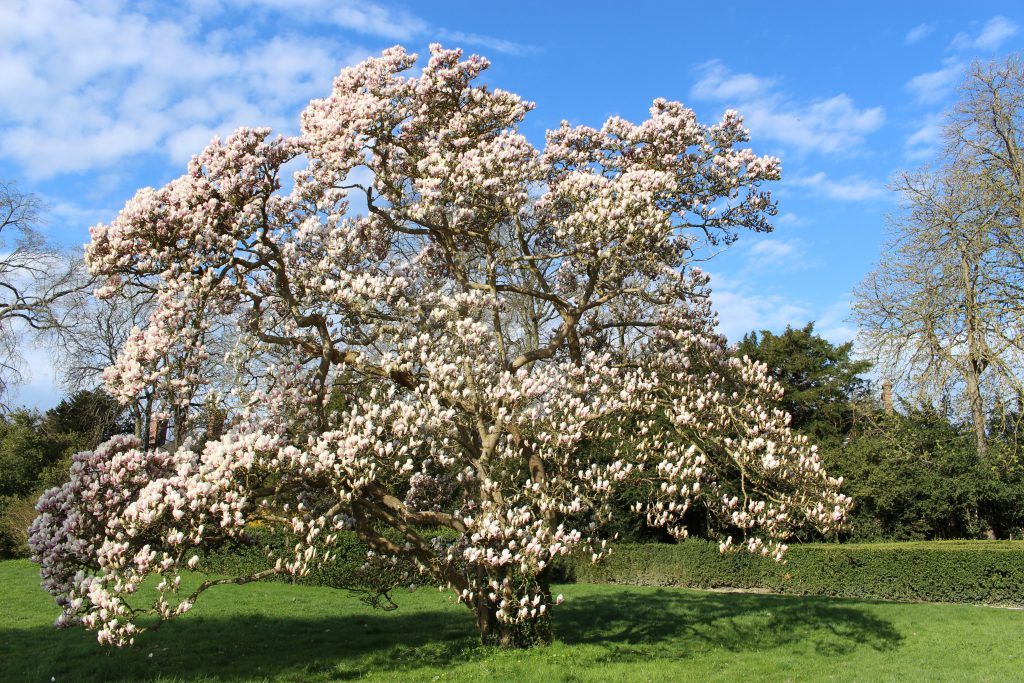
[736,323,870,440]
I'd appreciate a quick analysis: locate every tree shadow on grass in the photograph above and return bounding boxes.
[557,588,903,662]
[1,603,483,682]
[0,588,903,681]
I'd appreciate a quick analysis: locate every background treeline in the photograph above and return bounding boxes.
[4,323,1023,557]
[737,323,1024,542]
[582,323,1024,545]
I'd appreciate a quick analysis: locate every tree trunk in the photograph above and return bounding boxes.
[965,360,989,461]
[470,573,553,648]
[472,600,552,648]
[961,251,989,461]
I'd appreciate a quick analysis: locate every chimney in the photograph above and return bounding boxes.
[882,379,894,414]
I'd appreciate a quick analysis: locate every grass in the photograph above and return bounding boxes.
[2,559,1024,682]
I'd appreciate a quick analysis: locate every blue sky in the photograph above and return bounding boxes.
[3,0,1024,408]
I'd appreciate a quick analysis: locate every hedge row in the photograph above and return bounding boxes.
[567,539,1024,604]
[200,526,460,599]
[199,527,419,599]
[200,530,1024,605]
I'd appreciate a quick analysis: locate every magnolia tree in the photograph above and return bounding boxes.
[30,45,850,648]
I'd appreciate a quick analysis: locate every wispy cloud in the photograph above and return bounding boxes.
[45,200,120,243]
[329,2,428,40]
[708,272,811,343]
[905,23,934,45]
[789,172,887,202]
[906,58,964,104]
[905,113,945,161]
[437,30,538,57]
[950,15,1019,51]
[691,61,776,101]
[231,0,426,40]
[710,273,856,346]
[236,0,531,53]
[743,237,815,271]
[691,60,884,155]
[776,212,808,226]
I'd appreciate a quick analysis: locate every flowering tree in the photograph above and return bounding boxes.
[30,45,850,648]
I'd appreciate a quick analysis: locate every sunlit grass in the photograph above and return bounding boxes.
[2,558,1022,682]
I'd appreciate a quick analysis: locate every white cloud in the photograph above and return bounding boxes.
[235,0,530,54]
[710,274,856,347]
[0,0,533,181]
[905,23,934,45]
[45,201,120,244]
[231,0,426,40]
[0,1,355,179]
[776,212,807,226]
[905,113,945,161]
[436,29,537,57]
[789,172,887,202]
[691,61,884,154]
[951,15,1019,51]
[743,237,817,272]
[906,58,964,104]
[330,2,427,41]
[691,61,776,101]
[708,275,811,344]
[748,239,796,261]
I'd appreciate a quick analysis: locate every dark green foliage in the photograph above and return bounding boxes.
[0,389,129,499]
[734,322,1024,541]
[736,322,870,440]
[0,410,65,558]
[825,407,1003,541]
[569,419,677,544]
[0,389,130,557]
[44,388,132,453]
[0,410,54,497]
[570,539,1024,604]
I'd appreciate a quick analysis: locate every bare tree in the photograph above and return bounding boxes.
[56,288,152,392]
[0,180,92,409]
[56,284,246,450]
[947,55,1024,230]
[854,164,1022,459]
[55,287,154,436]
[855,55,1024,460]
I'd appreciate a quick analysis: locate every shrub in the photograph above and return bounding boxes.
[0,494,38,558]
[569,540,1024,604]
[829,409,989,541]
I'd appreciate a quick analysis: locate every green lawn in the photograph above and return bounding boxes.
[2,559,1023,682]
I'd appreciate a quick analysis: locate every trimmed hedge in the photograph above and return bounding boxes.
[202,531,1024,605]
[200,528,409,591]
[200,526,461,602]
[568,540,1024,604]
